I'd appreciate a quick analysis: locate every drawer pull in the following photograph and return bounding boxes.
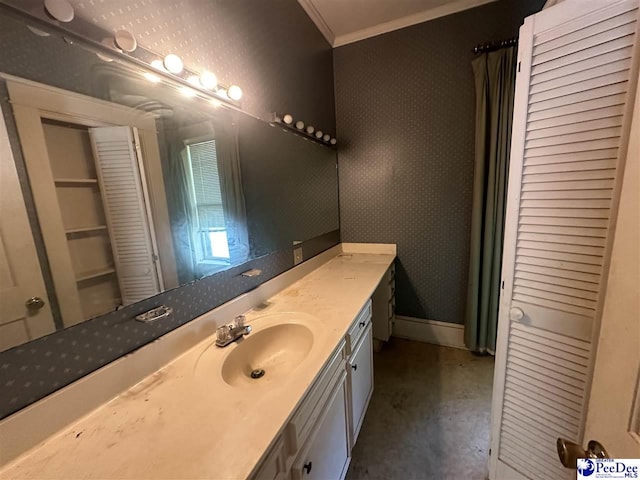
[351,364,358,371]
[303,462,313,474]
[359,321,365,327]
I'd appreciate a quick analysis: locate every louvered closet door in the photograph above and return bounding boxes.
[89,126,163,306]
[490,1,640,479]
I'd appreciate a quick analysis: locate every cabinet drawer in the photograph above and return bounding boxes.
[347,300,372,355]
[287,341,345,455]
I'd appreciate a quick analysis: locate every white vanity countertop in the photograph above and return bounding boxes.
[0,250,395,479]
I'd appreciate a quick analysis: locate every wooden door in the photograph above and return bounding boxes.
[0,107,55,350]
[490,1,640,478]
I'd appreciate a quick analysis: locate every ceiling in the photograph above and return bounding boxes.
[298,0,497,47]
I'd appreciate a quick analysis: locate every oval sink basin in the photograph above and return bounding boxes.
[220,322,314,388]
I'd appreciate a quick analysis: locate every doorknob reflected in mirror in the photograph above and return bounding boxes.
[25,297,45,310]
[557,438,609,469]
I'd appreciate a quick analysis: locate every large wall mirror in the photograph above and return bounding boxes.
[0,3,339,418]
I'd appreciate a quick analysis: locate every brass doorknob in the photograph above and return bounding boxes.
[25,297,45,310]
[557,438,609,469]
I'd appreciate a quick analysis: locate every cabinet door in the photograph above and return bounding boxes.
[293,378,349,480]
[349,323,373,443]
[253,437,286,480]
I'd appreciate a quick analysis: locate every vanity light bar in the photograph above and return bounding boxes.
[21,1,244,106]
[138,54,242,103]
[272,113,337,148]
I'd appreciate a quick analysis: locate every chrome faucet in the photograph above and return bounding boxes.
[215,315,252,347]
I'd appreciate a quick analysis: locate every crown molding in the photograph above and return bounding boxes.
[331,0,498,47]
[297,0,335,47]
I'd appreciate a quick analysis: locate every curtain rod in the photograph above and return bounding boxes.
[472,37,518,54]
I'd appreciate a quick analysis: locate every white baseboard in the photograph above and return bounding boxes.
[393,316,467,350]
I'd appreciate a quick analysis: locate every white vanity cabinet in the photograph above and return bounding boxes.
[371,264,395,344]
[253,437,288,480]
[252,300,375,480]
[291,379,350,480]
[252,341,348,480]
[348,323,373,444]
[345,300,374,446]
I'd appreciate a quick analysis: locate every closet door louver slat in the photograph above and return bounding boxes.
[492,1,639,478]
[530,47,634,85]
[526,116,624,139]
[527,94,627,122]
[530,60,633,94]
[89,126,161,306]
[530,35,635,75]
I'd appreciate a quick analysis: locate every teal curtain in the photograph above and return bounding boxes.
[161,114,249,284]
[464,46,517,354]
[213,117,250,265]
[164,126,199,285]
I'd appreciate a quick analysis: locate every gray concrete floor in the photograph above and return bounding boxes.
[346,338,495,480]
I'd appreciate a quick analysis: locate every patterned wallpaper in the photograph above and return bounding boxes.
[0,0,337,419]
[1,0,336,129]
[334,0,545,324]
[239,114,339,257]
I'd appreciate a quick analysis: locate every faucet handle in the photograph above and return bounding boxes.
[234,315,246,328]
[216,324,231,343]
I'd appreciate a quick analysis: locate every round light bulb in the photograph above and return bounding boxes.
[95,37,119,62]
[283,114,294,125]
[306,125,315,135]
[187,75,200,86]
[315,130,323,139]
[179,86,196,97]
[27,25,50,37]
[163,54,184,74]
[44,0,74,22]
[228,85,243,101]
[323,134,330,141]
[199,71,217,90]
[295,121,305,130]
[114,29,137,52]
[28,7,50,36]
[151,59,166,71]
[143,72,161,83]
[330,138,337,145]
[216,88,228,99]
